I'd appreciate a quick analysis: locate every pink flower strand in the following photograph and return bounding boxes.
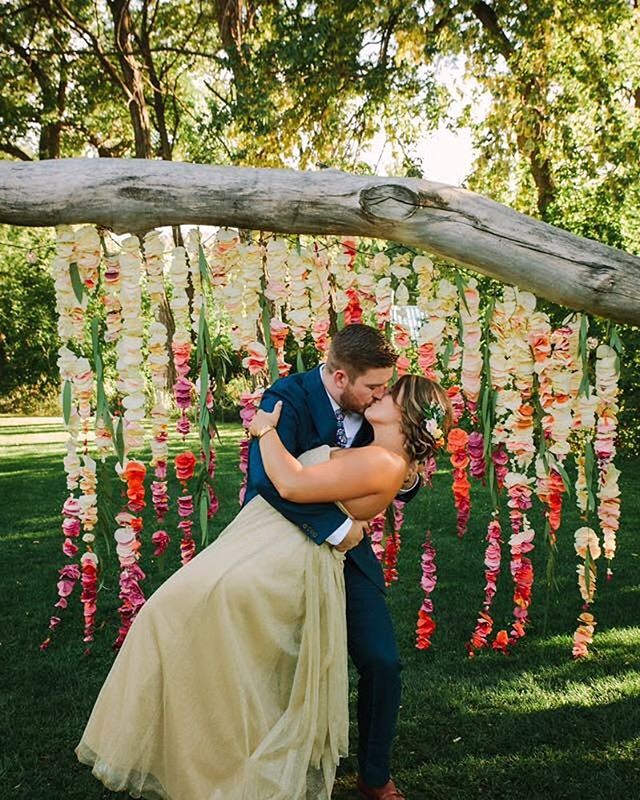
[151,530,170,557]
[40,564,82,651]
[41,497,83,648]
[172,338,193,436]
[112,510,146,649]
[467,517,503,657]
[80,552,99,647]
[491,446,509,490]
[396,355,411,377]
[311,319,330,355]
[416,531,437,650]
[238,390,263,505]
[468,432,486,481]
[418,343,438,380]
[151,481,169,521]
[369,513,385,562]
[113,562,146,650]
[172,340,192,377]
[179,519,196,565]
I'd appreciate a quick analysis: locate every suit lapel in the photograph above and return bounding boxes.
[302,365,338,446]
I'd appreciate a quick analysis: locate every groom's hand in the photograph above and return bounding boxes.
[334,519,369,553]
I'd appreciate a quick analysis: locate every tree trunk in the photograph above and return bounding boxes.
[1,158,640,326]
[472,2,556,219]
[109,0,153,159]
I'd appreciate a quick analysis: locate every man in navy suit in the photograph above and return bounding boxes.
[245,324,420,800]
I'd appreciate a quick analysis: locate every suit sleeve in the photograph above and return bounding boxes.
[247,385,349,545]
[396,475,421,504]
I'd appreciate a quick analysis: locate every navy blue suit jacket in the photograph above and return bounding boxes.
[244,366,420,591]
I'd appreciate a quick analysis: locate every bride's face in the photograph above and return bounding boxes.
[364,389,403,429]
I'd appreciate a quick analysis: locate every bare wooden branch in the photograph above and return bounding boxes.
[1,157,640,325]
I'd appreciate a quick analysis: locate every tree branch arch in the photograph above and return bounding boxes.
[1,157,639,325]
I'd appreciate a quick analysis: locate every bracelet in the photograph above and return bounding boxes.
[253,424,275,440]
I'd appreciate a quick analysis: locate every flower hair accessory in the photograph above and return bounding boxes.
[423,401,445,447]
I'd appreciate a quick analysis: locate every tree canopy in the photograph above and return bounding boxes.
[1,0,639,446]
[0,1,443,169]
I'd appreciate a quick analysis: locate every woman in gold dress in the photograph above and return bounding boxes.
[76,374,451,800]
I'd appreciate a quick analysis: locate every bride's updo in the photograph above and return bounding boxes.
[389,374,453,464]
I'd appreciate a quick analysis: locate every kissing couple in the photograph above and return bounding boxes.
[76,323,453,800]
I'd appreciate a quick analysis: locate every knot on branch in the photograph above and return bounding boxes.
[359,183,419,222]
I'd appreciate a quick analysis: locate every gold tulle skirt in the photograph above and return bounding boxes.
[76,448,348,800]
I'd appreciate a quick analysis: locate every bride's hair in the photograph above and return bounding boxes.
[389,374,453,464]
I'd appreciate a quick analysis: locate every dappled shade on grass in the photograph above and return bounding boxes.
[1,420,639,799]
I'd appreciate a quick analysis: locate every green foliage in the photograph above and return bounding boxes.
[2,1,640,447]
[436,0,640,253]
[0,226,58,412]
[0,0,442,170]
[426,0,640,453]
[200,0,442,168]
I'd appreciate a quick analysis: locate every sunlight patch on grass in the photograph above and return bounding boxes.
[538,626,640,650]
[0,530,60,543]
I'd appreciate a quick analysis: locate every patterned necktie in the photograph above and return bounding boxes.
[335,408,348,448]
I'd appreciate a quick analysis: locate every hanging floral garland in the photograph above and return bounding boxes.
[467,514,503,656]
[446,428,471,538]
[489,289,537,651]
[143,230,171,559]
[238,389,264,505]
[460,278,482,423]
[416,530,438,650]
[572,526,601,658]
[110,236,149,647]
[382,500,405,587]
[308,242,333,353]
[393,322,413,376]
[42,226,93,649]
[594,343,621,575]
[42,226,627,660]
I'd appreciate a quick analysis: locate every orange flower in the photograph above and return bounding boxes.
[175,451,197,483]
[122,460,146,512]
[446,428,469,452]
[123,460,146,482]
[450,452,470,470]
[130,517,143,533]
[492,629,509,652]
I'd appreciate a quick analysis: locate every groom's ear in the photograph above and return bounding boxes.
[332,369,350,390]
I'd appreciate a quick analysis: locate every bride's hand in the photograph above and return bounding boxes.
[402,460,420,491]
[248,401,283,438]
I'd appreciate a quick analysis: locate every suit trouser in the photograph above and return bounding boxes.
[344,557,403,788]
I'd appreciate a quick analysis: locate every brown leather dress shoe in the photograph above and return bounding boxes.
[356,775,406,799]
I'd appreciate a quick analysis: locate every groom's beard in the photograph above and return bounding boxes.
[340,384,376,416]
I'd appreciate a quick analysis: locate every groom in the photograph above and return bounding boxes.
[245,323,420,800]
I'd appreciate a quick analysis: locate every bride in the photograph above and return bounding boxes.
[76,373,452,800]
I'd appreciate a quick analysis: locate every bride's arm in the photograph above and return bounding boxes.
[249,403,405,504]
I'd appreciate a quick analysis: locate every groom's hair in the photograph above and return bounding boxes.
[325,324,397,378]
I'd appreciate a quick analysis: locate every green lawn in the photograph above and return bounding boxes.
[1,420,639,800]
